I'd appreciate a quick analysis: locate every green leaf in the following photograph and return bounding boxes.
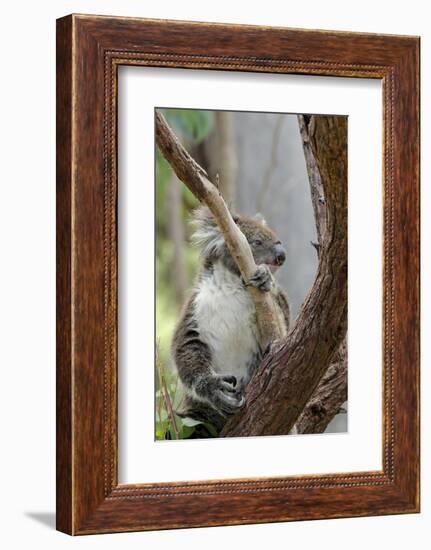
[181,417,204,427]
[203,423,219,437]
[180,425,196,439]
[168,428,178,440]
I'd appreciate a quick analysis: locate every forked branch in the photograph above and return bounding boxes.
[222,115,348,436]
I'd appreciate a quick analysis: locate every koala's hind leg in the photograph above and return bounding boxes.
[173,297,245,417]
[177,395,227,435]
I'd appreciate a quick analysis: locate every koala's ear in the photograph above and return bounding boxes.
[254,212,267,226]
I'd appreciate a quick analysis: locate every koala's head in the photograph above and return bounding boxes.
[191,206,286,274]
[235,213,286,273]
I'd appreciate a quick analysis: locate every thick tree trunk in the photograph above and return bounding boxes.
[155,111,285,348]
[221,115,347,437]
[295,115,348,434]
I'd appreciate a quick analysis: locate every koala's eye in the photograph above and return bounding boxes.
[253,239,263,246]
[275,240,282,245]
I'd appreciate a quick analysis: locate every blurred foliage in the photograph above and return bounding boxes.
[155,108,215,439]
[163,109,215,144]
[155,349,218,440]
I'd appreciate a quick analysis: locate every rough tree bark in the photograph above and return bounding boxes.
[155,111,285,348]
[295,115,348,434]
[221,115,347,437]
[298,115,327,248]
[296,341,347,433]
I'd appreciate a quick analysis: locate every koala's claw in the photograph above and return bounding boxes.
[215,375,245,414]
[218,375,239,395]
[246,265,273,292]
[215,389,245,414]
[220,382,238,394]
[221,375,237,387]
[195,374,245,415]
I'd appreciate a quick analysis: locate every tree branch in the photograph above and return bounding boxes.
[298,115,327,245]
[295,341,347,433]
[155,111,285,348]
[221,115,347,437]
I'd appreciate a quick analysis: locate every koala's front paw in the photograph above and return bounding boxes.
[246,265,273,292]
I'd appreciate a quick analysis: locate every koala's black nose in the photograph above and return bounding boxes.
[275,244,286,265]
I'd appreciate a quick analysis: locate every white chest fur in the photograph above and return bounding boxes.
[193,262,261,384]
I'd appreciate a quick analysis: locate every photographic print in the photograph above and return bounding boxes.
[155,107,348,440]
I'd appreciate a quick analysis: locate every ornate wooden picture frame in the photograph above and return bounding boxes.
[56,14,420,534]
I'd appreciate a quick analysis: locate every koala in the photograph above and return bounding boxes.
[172,206,290,433]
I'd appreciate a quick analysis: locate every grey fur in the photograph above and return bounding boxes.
[173,206,290,434]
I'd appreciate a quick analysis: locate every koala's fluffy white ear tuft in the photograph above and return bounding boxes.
[190,205,224,258]
[254,212,267,226]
